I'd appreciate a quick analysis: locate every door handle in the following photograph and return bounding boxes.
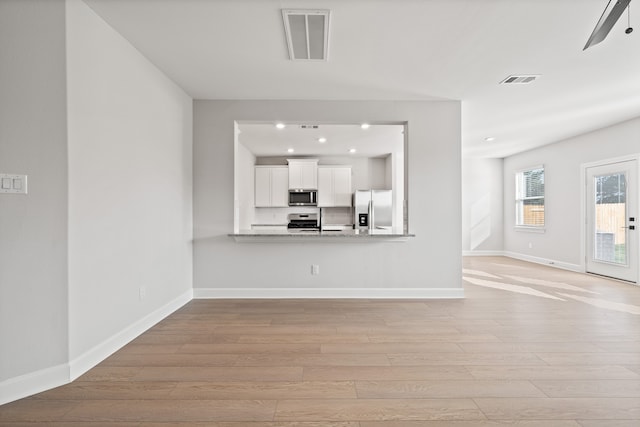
[621,226,636,230]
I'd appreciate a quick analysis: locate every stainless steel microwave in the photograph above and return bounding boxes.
[288,189,317,206]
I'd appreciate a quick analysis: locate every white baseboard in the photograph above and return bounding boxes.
[68,289,193,380]
[503,251,583,273]
[462,250,505,257]
[0,363,69,406]
[194,287,464,299]
[1,289,193,405]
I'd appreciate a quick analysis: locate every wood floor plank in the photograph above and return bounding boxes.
[213,326,337,335]
[359,422,581,427]
[355,380,546,398]
[577,421,640,427]
[319,343,462,354]
[0,400,79,422]
[31,381,176,400]
[0,423,142,427]
[535,352,640,365]
[235,353,390,366]
[139,423,360,427]
[466,365,639,380]
[61,400,277,422]
[594,341,640,352]
[388,352,545,366]
[237,334,370,343]
[115,344,182,354]
[102,353,239,367]
[74,367,142,382]
[178,343,321,354]
[474,397,640,420]
[458,342,605,353]
[367,333,501,343]
[132,367,303,382]
[169,381,357,399]
[303,366,474,381]
[274,398,486,421]
[532,379,640,397]
[130,332,241,345]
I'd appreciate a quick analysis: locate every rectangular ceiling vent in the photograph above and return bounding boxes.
[500,75,540,85]
[299,125,319,129]
[282,9,330,61]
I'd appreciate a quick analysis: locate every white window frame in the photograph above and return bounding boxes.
[515,165,545,231]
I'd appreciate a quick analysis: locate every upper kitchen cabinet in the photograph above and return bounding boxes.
[318,166,352,207]
[255,166,288,207]
[288,159,318,189]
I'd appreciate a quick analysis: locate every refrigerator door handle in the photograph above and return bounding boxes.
[369,198,374,230]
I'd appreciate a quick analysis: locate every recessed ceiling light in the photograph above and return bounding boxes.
[318,137,327,143]
[360,123,370,129]
[276,123,286,129]
[287,148,294,153]
[484,137,496,142]
[349,148,356,153]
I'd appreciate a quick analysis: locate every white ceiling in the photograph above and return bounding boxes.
[84,0,640,158]
[238,123,404,158]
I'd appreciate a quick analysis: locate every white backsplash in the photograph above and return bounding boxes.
[253,206,353,226]
[320,207,352,225]
[253,206,318,225]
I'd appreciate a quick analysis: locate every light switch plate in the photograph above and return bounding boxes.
[0,174,28,194]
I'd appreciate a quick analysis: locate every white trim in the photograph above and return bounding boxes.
[0,290,193,405]
[0,363,69,406]
[503,251,583,273]
[514,226,546,233]
[68,289,192,380]
[580,154,640,280]
[463,250,505,257]
[581,154,640,169]
[194,287,464,299]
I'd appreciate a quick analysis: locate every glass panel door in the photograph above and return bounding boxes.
[593,172,627,264]
[586,160,638,282]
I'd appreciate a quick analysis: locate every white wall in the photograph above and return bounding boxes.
[503,116,640,268]
[66,0,193,370]
[462,157,504,254]
[193,100,462,296]
[236,143,255,230]
[390,151,405,230]
[0,0,69,387]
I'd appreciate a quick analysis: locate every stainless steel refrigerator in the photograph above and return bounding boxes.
[354,190,392,231]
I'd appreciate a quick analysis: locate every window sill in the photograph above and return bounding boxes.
[514,226,546,234]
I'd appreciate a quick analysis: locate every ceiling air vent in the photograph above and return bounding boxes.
[299,125,319,129]
[500,75,540,85]
[282,9,330,61]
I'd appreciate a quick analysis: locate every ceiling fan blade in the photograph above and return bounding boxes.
[584,0,632,50]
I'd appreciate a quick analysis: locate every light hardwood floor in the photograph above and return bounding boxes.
[1,256,640,426]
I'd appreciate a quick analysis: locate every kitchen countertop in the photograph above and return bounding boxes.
[230,228,414,242]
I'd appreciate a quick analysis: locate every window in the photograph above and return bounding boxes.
[515,166,545,227]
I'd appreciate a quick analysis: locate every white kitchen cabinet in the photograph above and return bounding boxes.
[287,159,318,189]
[333,167,352,206]
[255,166,288,207]
[317,167,333,206]
[254,167,271,207]
[318,166,352,207]
[270,167,289,206]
